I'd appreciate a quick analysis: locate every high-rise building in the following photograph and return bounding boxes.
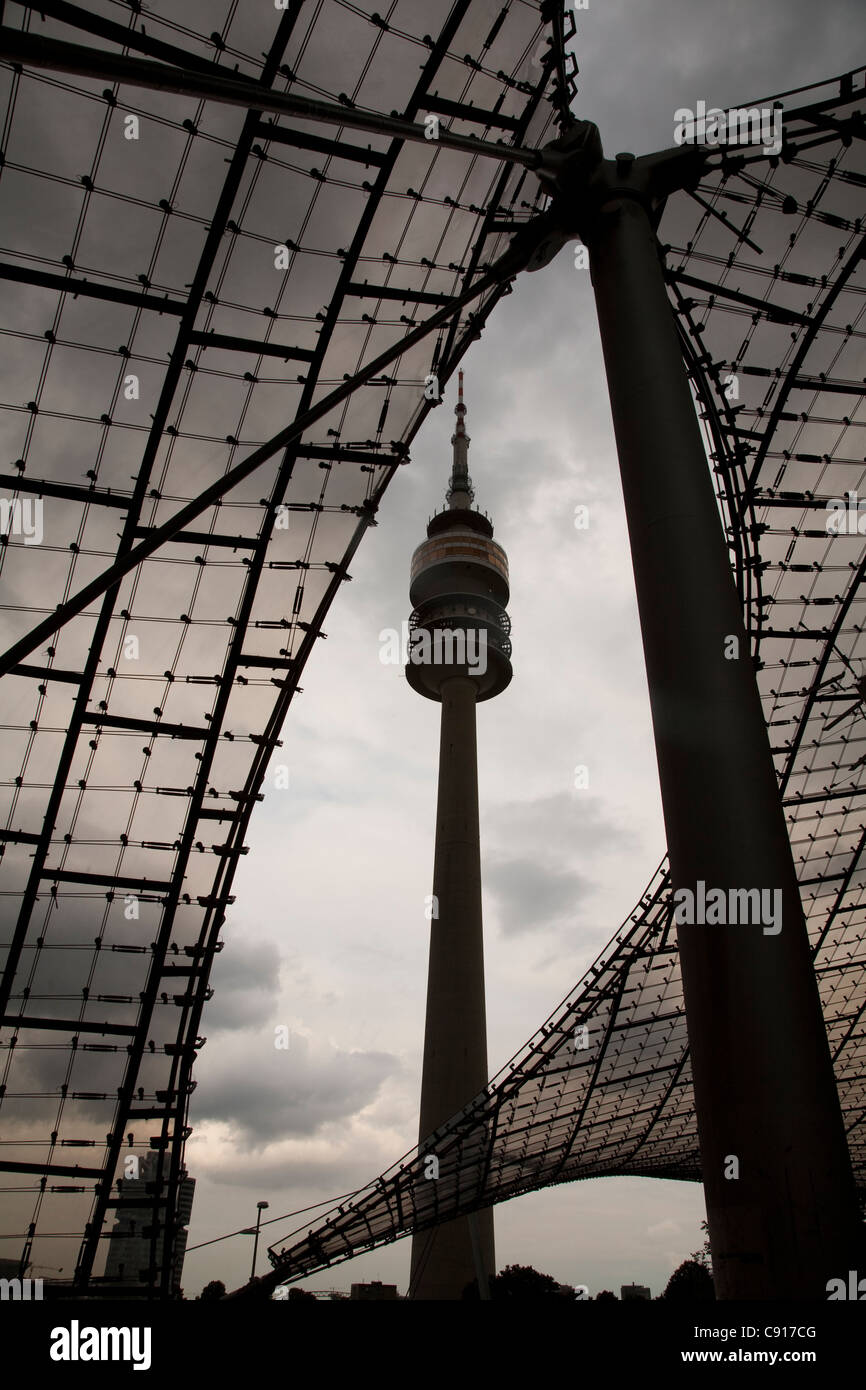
[103,1154,195,1295]
[350,1281,399,1301]
[406,373,512,1300]
[621,1283,651,1301]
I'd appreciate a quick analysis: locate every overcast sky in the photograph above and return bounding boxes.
[181,0,863,1297]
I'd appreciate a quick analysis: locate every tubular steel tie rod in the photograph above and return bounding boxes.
[0,28,543,171]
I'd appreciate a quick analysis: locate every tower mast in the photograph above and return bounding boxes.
[406,373,512,1299]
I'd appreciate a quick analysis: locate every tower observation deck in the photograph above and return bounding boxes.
[407,372,512,703]
[407,374,509,1300]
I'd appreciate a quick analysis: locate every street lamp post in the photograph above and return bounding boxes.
[250,1201,269,1282]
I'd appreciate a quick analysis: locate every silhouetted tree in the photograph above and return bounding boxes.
[690,1219,712,1273]
[595,1289,618,1302]
[244,1276,276,1301]
[663,1259,715,1301]
[287,1286,317,1301]
[199,1279,226,1301]
[462,1263,575,1300]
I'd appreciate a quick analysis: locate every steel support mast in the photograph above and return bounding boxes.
[528,122,860,1299]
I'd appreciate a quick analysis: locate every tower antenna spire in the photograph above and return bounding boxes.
[447,369,473,508]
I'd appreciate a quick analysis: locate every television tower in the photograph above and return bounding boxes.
[406,372,512,1300]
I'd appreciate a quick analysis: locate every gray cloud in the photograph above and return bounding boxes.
[206,938,282,1032]
[486,856,590,937]
[482,793,640,935]
[486,792,638,858]
[192,1032,401,1148]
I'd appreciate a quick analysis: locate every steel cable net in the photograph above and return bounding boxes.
[263,68,866,1286]
[0,0,572,1291]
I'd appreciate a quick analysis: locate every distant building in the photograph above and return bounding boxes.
[103,1154,195,1294]
[621,1283,651,1300]
[274,1286,349,1301]
[350,1280,398,1301]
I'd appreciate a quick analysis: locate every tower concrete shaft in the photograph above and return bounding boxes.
[410,676,495,1299]
[407,374,508,1299]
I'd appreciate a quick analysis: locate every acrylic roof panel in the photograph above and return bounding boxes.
[0,0,570,1290]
